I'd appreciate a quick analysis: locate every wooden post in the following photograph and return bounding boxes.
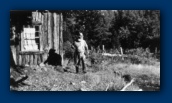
[120,47,124,60]
[120,47,123,55]
[102,45,105,53]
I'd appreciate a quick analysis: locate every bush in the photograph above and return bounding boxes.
[63,41,74,59]
[89,50,104,64]
[124,48,159,64]
[125,48,153,58]
[88,47,158,66]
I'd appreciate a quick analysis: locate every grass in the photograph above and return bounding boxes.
[10,51,160,91]
[108,62,160,91]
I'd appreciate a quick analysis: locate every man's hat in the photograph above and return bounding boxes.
[79,32,83,39]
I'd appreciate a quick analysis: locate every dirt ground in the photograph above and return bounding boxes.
[10,57,160,91]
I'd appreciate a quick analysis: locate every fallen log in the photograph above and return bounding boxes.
[120,78,143,91]
[120,78,135,91]
[102,53,122,57]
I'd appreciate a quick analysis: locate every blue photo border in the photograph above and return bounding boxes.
[0,0,171,103]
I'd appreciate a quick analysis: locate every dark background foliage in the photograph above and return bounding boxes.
[62,10,160,53]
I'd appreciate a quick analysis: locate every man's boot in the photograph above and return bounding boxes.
[76,65,79,73]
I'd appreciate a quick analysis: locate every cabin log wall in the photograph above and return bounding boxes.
[17,11,63,66]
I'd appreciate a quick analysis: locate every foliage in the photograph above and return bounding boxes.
[110,10,160,51]
[62,10,160,53]
[63,41,74,59]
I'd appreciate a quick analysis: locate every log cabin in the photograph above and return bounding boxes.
[10,10,63,67]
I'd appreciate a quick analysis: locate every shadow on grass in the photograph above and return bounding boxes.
[10,75,29,88]
[136,75,160,91]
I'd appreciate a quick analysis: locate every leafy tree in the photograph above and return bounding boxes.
[110,10,160,52]
[62,10,160,53]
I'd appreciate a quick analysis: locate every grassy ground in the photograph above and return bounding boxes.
[10,54,160,91]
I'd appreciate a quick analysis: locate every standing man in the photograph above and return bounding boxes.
[73,31,89,73]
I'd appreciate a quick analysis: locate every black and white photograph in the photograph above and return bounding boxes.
[10,10,160,91]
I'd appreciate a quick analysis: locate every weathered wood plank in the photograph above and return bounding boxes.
[30,54,33,65]
[19,55,22,66]
[39,25,43,51]
[36,11,39,22]
[48,12,52,49]
[32,12,36,22]
[40,54,43,64]
[16,45,19,65]
[41,54,44,63]
[53,13,57,52]
[40,15,44,51]
[21,32,24,52]
[22,55,26,66]
[37,54,40,64]
[43,13,48,50]
[16,32,21,65]
[25,55,29,66]
[59,13,63,65]
[39,12,42,23]
[39,54,42,65]
[34,54,37,65]
[51,13,54,49]
[56,14,60,54]
[40,54,43,63]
